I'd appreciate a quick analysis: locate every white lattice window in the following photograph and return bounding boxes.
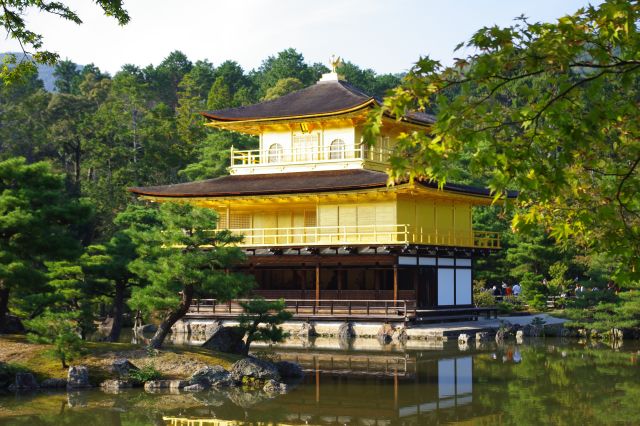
[267,143,283,163]
[292,132,319,161]
[329,139,345,159]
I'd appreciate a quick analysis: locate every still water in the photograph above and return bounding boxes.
[1,338,639,425]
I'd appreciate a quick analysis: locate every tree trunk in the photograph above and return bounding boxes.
[0,285,10,333]
[106,282,126,342]
[148,284,194,349]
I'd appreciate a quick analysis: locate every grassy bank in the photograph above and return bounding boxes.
[0,335,240,385]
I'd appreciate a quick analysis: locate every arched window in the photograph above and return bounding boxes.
[267,143,283,163]
[329,139,345,159]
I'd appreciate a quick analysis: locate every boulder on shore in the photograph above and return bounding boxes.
[109,359,139,378]
[201,325,246,354]
[189,365,234,388]
[230,357,280,383]
[67,366,91,389]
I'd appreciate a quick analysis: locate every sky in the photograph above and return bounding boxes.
[3,0,601,75]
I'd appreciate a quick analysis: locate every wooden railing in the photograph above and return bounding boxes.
[230,144,393,167]
[211,225,500,249]
[188,298,415,321]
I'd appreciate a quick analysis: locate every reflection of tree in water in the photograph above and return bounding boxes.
[473,342,640,425]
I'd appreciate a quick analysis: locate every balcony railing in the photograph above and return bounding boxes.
[212,224,500,249]
[230,144,392,167]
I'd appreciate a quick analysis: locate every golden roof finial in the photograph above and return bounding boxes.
[330,54,342,73]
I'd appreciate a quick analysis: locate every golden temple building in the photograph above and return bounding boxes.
[130,65,505,321]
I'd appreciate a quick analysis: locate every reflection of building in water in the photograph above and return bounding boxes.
[163,350,481,425]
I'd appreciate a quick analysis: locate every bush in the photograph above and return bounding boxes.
[521,272,547,301]
[25,312,86,369]
[128,364,162,383]
[529,294,548,311]
[474,290,496,307]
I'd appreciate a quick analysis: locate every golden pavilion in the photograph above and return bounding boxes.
[130,64,503,321]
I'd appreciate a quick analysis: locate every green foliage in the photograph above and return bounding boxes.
[565,291,640,333]
[127,364,162,383]
[238,298,292,355]
[179,130,257,180]
[262,77,304,100]
[127,202,252,348]
[368,0,640,287]
[520,272,547,301]
[25,311,86,368]
[0,157,91,327]
[529,294,548,312]
[0,0,129,85]
[530,316,547,327]
[547,262,574,296]
[499,295,526,313]
[472,279,493,307]
[337,61,403,98]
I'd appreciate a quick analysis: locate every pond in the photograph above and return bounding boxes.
[0,337,639,425]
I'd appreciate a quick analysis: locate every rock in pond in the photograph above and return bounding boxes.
[108,359,139,378]
[40,378,67,388]
[263,379,288,394]
[9,372,38,390]
[275,361,304,380]
[67,366,91,389]
[100,379,132,391]
[202,325,246,354]
[189,365,234,388]
[231,357,280,383]
[144,380,188,391]
[183,383,206,392]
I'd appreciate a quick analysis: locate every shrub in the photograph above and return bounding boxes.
[529,294,548,312]
[128,364,162,383]
[238,298,292,356]
[474,290,496,307]
[25,312,86,369]
[521,272,547,301]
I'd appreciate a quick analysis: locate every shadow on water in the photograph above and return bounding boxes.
[1,335,640,425]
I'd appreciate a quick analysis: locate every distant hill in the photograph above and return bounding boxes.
[0,52,82,92]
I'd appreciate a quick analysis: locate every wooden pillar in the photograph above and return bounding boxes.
[315,263,320,305]
[393,264,398,303]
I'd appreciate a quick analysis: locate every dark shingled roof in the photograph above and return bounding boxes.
[201,80,435,126]
[128,169,507,199]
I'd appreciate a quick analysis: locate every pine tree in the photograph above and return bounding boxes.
[0,158,91,332]
[127,202,252,349]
